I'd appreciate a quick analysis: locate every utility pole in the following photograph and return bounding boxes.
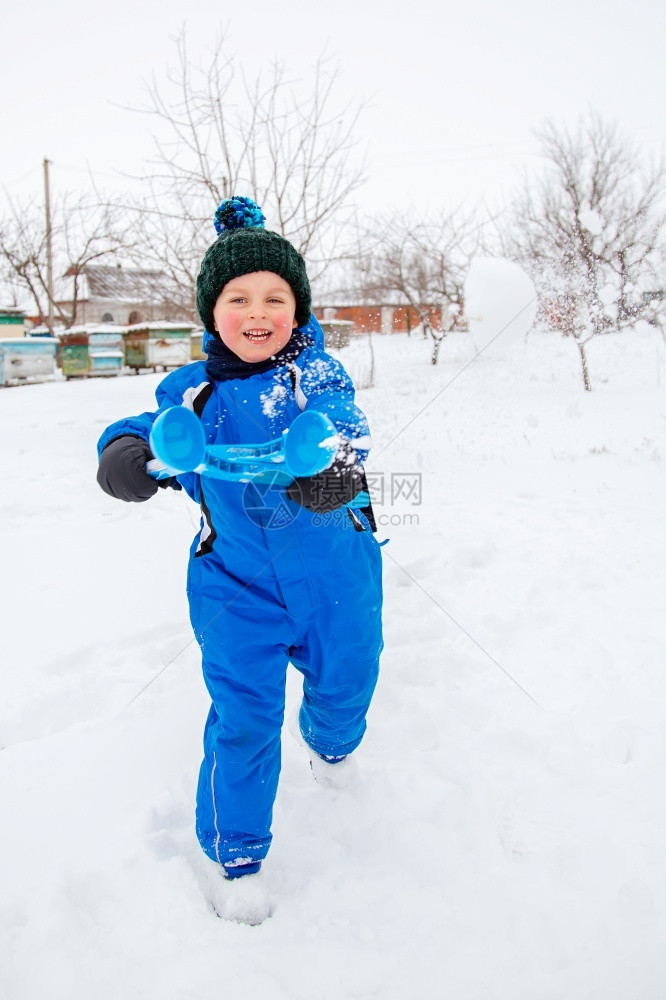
[43,158,54,334]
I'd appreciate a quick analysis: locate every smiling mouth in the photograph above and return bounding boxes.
[243,329,272,343]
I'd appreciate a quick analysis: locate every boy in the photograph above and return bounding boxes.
[97,197,383,925]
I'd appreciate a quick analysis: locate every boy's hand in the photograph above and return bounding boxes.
[286,440,363,513]
[97,435,160,502]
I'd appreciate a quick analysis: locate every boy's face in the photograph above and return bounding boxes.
[212,270,298,363]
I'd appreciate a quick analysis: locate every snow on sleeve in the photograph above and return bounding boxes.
[299,351,372,461]
[260,382,288,418]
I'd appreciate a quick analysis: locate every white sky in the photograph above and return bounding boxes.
[2,0,665,219]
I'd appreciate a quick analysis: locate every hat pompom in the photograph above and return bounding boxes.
[213,196,266,236]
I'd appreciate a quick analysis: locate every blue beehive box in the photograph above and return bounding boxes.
[88,329,125,376]
[0,337,58,387]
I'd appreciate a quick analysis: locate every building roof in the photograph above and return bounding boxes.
[124,321,197,332]
[59,264,168,305]
[84,264,166,304]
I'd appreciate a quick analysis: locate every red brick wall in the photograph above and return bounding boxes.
[314,305,444,334]
[390,306,443,332]
[314,306,383,332]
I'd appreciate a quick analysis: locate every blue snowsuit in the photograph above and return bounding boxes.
[98,318,383,871]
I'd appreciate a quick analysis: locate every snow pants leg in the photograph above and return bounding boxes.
[290,545,383,760]
[194,600,291,871]
[190,530,383,869]
[291,612,382,760]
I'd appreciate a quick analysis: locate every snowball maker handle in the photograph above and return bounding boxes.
[146,406,340,480]
[149,405,206,475]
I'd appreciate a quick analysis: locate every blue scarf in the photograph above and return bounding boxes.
[205,329,311,382]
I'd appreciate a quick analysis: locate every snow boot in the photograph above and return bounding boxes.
[208,864,271,925]
[287,707,360,790]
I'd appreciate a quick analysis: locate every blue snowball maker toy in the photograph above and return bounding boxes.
[147,406,368,506]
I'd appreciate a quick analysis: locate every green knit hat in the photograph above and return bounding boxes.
[196,196,311,334]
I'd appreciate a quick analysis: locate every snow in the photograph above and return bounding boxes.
[465,257,537,354]
[261,382,288,417]
[2,325,666,998]
[579,208,605,236]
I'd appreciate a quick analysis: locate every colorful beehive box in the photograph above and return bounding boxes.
[0,308,26,339]
[0,337,57,386]
[58,326,126,378]
[320,319,354,349]
[190,330,206,361]
[88,329,124,376]
[59,331,90,378]
[123,322,195,371]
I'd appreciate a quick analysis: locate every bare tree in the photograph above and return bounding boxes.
[126,29,366,307]
[0,204,49,321]
[59,196,138,326]
[504,114,665,390]
[0,191,136,327]
[347,208,483,364]
[126,187,208,322]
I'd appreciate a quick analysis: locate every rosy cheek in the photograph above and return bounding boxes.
[273,312,294,333]
[217,312,243,337]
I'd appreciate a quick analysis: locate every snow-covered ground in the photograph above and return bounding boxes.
[1,327,665,999]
